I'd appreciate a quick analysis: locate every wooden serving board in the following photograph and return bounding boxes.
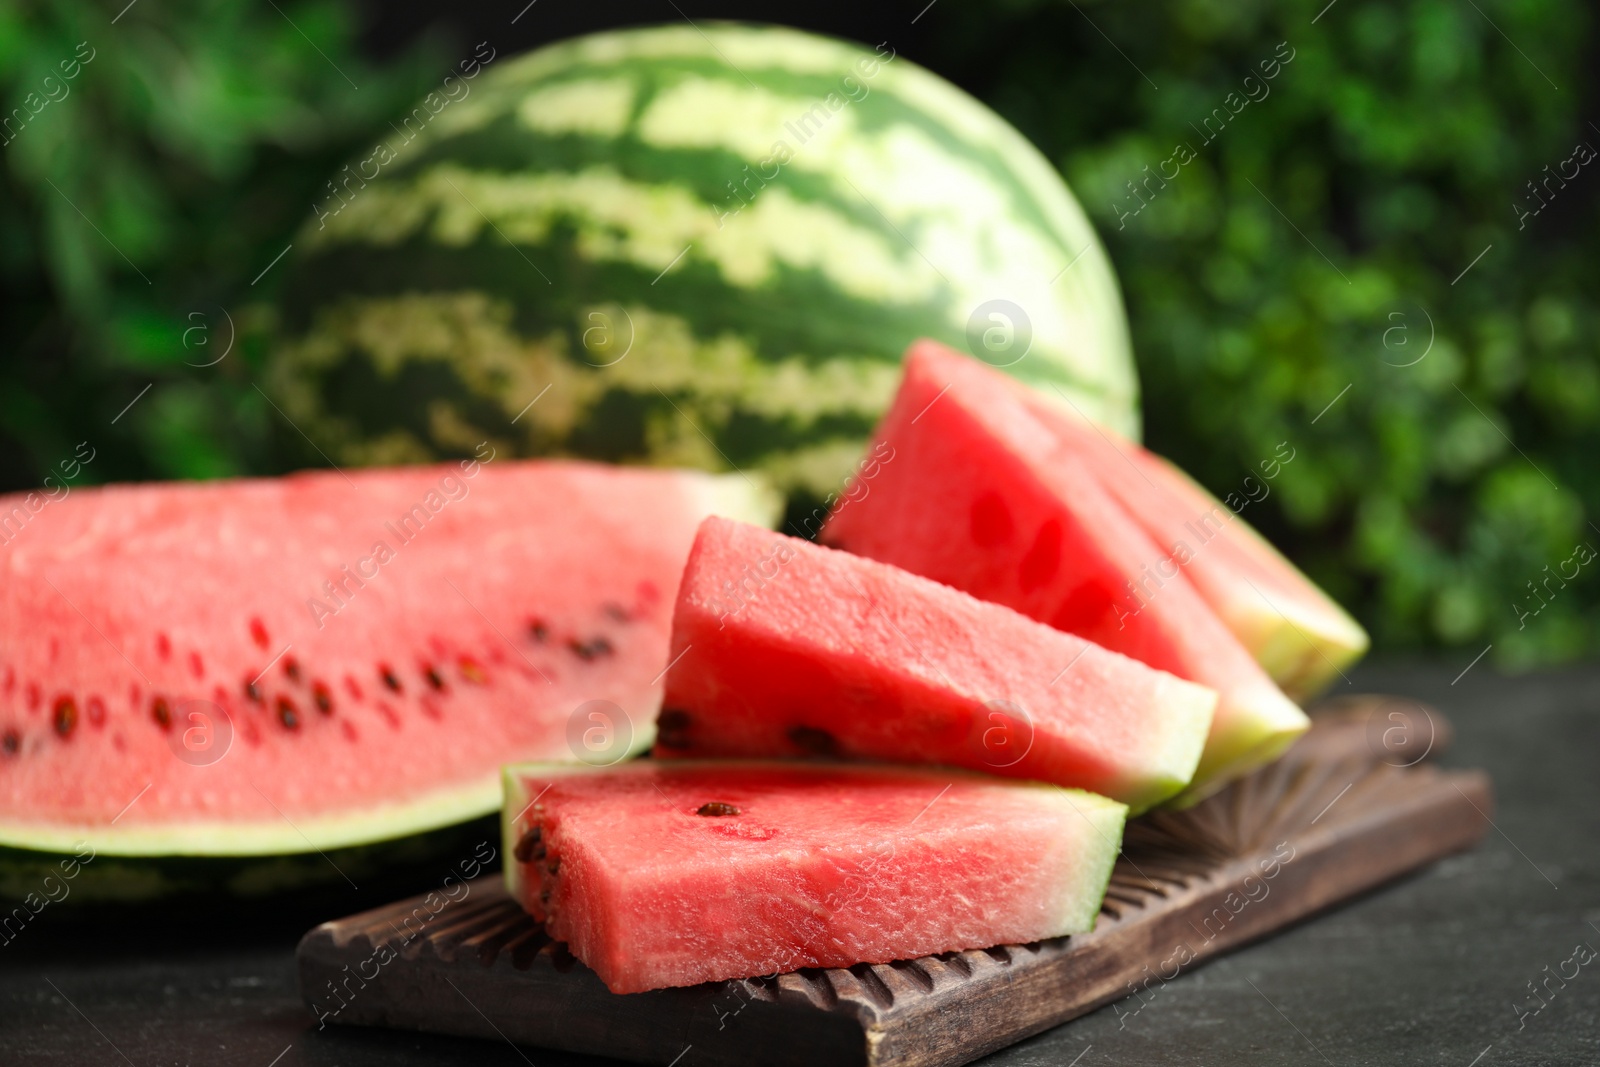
[297,695,1491,1067]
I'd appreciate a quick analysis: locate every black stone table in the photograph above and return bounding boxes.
[4,662,1598,1066]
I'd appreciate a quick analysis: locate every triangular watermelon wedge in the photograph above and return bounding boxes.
[1018,396,1368,700]
[656,516,1216,812]
[502,760,1127,993]
[0,460,777,864]
[823,342,1310,797]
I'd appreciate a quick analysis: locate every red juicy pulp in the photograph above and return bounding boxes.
[1015,395,1365,699]
[821,341,1307,790]
[504,761,1125,993]
[0,460,729,853]
[656,518,1214,810]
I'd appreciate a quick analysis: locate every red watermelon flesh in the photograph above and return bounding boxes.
[1018,400,1368,701]
[0,459,774,856]
[822,342,1309,796]
[655,517,1214,812]
[502,760,1126,993]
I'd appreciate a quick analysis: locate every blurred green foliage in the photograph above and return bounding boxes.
[931,0,1599,668]
[0,0,437,486]
[3,0,1596,667]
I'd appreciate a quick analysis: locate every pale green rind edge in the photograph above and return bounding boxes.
[1114,677,1218,817]
[501,760,620,903]
[1263,623,1371,704]
[1163,696,1311,810]
[1043,788,1128,935]
[0,777,505,858]
[695,471,785,531]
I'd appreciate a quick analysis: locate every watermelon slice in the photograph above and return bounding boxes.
[0,459,777,862]
[822,342,1309,796]
[655,517,1214,812]
[501,760,1127,993]
[1019,399,1368,700]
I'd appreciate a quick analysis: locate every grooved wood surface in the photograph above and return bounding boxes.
[296,696,1492,1067]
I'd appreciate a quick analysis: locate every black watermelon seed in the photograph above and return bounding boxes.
[546,858,560,875]
[527,619,549,643]
[151,697,172,730]
[656,709,692,749]
[1,730,17,755]
[53,697,78,738]
[513,826,544,863]
[380,665,402,693]
[567,637,614,662]
[788,725,839,757]
[283,656,302,683]
[243,678,263,703]
[424,666,445,691]
[312,682,333,714]
[277,697,300,730]
[697,802,741,817]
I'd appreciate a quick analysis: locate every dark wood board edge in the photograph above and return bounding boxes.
[297,906,880,1067]
[866,767,1492,1067]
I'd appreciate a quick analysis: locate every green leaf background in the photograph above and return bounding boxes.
[2,0,1595,668]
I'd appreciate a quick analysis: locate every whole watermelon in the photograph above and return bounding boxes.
[269,23,1137,496]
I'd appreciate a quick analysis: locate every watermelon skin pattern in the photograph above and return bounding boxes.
[268,23,1137,496]
[656,517,1215,812]
[502,760,1126,993]
[824,343,1310,799]
[0,460,776,860]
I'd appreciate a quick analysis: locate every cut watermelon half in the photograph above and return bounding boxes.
[0,460,777,859]
[823,342,1309,797]
[1019,398,1368,700]
[655,517,1214,812]
[502,760,1127,993]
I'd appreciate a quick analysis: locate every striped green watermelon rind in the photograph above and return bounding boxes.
[0,815,498,904]
[269,23,1138,496]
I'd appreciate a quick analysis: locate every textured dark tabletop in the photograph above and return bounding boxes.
[4,661,1598,1066]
